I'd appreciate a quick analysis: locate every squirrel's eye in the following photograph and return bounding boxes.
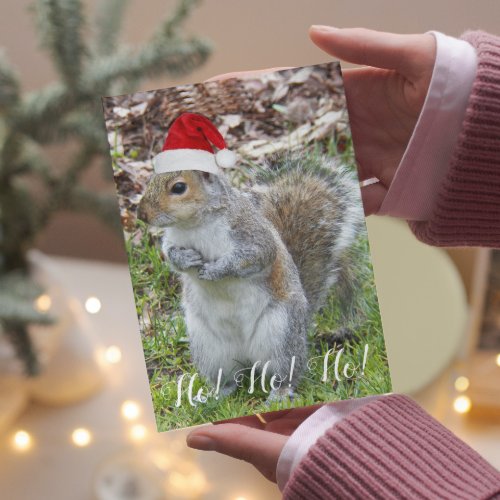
[171,182,187,195]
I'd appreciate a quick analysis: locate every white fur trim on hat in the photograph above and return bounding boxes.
[153,149,221,175]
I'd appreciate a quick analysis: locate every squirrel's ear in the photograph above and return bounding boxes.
[198,170,227,196]
[199,170,222,186]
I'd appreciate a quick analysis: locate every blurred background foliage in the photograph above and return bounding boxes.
[0,0,211,375]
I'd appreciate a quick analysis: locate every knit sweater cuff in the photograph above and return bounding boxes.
[283,394,500,500]
[409,31,500,248]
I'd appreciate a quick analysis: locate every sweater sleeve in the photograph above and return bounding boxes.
[408,31,500,248]
[283,394,500,500]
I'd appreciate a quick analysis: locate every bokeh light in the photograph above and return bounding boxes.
[34,294,52,313]
[453,395,472,414]
[85,296,101,314]
[130,424,147,441]
[12,430,32,451]
[71,428,92,447]
[104,345,122,364]
[121,400,141,420]
[454,376,470,392]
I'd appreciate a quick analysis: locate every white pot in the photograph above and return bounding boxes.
[0,251,104,432]
[0,375,29,434]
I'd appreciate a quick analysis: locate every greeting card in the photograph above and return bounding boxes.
[102,62,392,432]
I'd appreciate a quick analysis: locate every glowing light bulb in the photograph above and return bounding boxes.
[453,395,472,414]
[496,353,500,367]
[454,376,470,392]
[130,424,147,441]
[12,430,32,451]
[104,345,122,364]
[85,296,101,314]
[34,294,52,313]
[72,428,92,447]
[234,497,248,500]
[121,400,141,420]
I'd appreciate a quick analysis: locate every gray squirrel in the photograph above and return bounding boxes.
[137,154,364,400]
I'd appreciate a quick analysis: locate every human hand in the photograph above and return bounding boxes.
[309,27,436,214]
[208,28,436,215]
[186,404,321,482]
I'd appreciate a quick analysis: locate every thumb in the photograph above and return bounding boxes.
[187,423,287,482]
[360,180,388,216]
[309,26,434,80]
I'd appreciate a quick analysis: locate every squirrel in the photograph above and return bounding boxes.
[137,154,364,401]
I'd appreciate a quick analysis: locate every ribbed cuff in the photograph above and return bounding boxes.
[283,394,500,500]
[409,31,500,248]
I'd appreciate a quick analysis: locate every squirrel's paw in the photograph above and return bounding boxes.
[167,247,203,271]
[265,387,295,406]
[198,263,223,281]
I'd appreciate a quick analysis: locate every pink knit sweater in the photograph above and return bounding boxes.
[284,31,500,500]
[409,31,500,247]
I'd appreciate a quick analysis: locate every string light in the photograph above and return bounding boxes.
[453,395,472,414]
[34,294,51,313]
[85,296,102,314]
[71,428,92,447]
[234,497,248,500]
[12,430,32,451]
[454,376,470,392]
[104,345,122,364]
[121,400,141,420]
[130,424,147,441]
[496,353,500,367]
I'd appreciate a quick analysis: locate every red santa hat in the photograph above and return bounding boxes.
[152,113,236,175]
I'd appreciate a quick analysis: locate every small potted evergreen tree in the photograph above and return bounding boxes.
[0,0,211,426]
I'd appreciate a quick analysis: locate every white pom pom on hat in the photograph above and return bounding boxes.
[152,113,237,175]
[215,148,237,169]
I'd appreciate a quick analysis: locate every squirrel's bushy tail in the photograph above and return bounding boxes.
[257,154,365,316]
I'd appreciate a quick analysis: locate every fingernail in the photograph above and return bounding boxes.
[186,434,216,451]
[310,25,339,32]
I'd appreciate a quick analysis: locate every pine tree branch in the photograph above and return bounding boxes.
[0,295,53,325]
[161,0,201,37]
[1,0,211,373]
[93,0,129,56]
[0,130,23,181]
[16,83,79,137]
[0,273,54,326]
[37,145,97,226]
[19,109,108,152]
[0,51,20,112]
[0,184,39,269]
[7,138,55,184]
[2,323,40,375]
[0,271,43,300]
[62,112,110,152]
[17,0,211,138]
[87,37,211,92]
[36,0,87,88]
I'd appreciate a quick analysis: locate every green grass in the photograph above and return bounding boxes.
[123,137,391,431]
